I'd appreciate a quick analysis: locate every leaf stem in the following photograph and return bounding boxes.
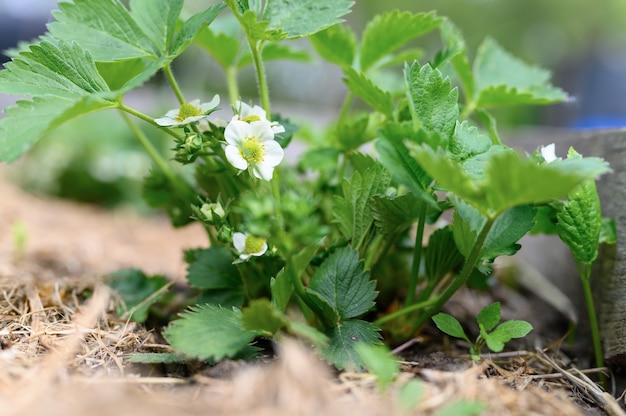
[119,111,193,204]
[226,66,240,107]
[579,262,606,384]
[118,104,182,140]
[164,64,186,104]
[338,91,354,125]
[405,204,427,306]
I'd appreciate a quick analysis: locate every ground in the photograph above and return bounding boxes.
[0,170,622,416]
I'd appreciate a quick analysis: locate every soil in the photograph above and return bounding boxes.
[0,169,624,416]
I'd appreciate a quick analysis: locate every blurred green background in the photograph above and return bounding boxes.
[2,0,626,209]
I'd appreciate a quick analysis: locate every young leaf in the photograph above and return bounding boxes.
[163,304,257,361]
[355,343,399,390]
[405,62,459,140]
[484,320,533,352]
[473,37,568,108]
[170,3,227,58]
[241,298,289,336]
[108,268,169,323]
[448,121,492,162]
[360,10,442,72]
[342,67,394,118]
[557,179,602,265]
[439,19,475,100]
[321,320,382,370]
[476,302,501,332]
[332,163,391,248]
[308,247,377,320]
[309,23,356,67]
[263,0,353,40]
[432,312,471,344]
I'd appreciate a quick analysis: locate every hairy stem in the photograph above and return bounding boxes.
[226,66,240,107]
[164,64,186,104]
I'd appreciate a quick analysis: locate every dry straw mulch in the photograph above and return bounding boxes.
[0,173,624,416]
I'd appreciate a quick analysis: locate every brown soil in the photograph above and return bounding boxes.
[0,171,623,416]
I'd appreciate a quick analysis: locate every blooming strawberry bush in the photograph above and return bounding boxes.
[0,0,614,369]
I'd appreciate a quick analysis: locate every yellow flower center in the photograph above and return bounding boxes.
[239,136,265,164]
[244,235,265,254]
[176,103,202,122]
[241,114,262,122]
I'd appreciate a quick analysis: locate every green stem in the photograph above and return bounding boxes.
[338,91,354,124]
[119,111,193,203]
[226,66,240,107]
[460,100,476,120]
[246,35,271,115]
[164,64,186,104]
[579,262,606,383]
[364,234,384,270]
[405,205,427,306]
[118,104,182,140]
[374,297,437,327]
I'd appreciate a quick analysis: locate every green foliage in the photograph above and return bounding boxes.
[321,320,382,370]
[355,343,399,390]
[433,302,533,360]
[343,68,394,118]
[309,23,357,67]
[108,268,169,323]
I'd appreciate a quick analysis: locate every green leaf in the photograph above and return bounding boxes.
[238,43,311,68]
[333,163,391,248]
[343,67,394,118]
[405,61,459,139]
[439,19,475,100]
[309,247,377,320]
[96,59,146,91]
[0,96,116,163]
[186,246,242,291]
[287,321,329,348]
[197,288,244,308]
[482,205,536,260]
[195,27,240,68]
[321,320,382,370]
[264,0,354,40]
[398,380,426,412]
[557,180,602,265]
[600,218,617,245]
[473,37,568,108]
[451,203,479,258]
[355,343,398,390]
[0,41,110,98]
[476,302,500,332]
[424,226,463,282]
[448,121,492,162]
[360,10,442,72]
[432,312,471,344]
[107,268,168,323]
[309,23,356,67]
[50,0,158,60]
[163,304,256,361]
[129,0,183,54]
[375,123,438,208]
[371,193,425,237]
[241,298,289,336]
[142,168,194,227]
[485,320,533,352]
[270,269,293,312]
[170,3,227,58]
[239,10,286,41]
[302,287,340,328]
[127,353,188,364]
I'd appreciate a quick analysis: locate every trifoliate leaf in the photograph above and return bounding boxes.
[343,67,394,118]
[476,302,500,332]
[424,226,463,282]
[405,61,459,140]
[432,312,470,343]
[309,23,356,67]
[360,10,442,72]
[474,37,568,108]
[484,320,533,352]
[333,163,391,248]
[108,268,169,323]
[50,0,159,60]
[164,304,257,361]
[321,320,382,370]
[557,180,602,265]
[170,3,226,58]
[439,19,475,100]
[0,40,110,98]
[241,298,289,336]
[186,247,242,290]
[309,247,377,320]
[264,0,353,40]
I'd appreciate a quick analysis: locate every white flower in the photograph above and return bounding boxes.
[235,100,285,134]
[155,95,220,127]
[540,143,557,163]
[233,232,268,260]
[224,116,284,180]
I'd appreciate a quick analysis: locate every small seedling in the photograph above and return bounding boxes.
[432,302,532,360]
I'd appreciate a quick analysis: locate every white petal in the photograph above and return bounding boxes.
[181,115,207,124]
[224,117,248,145]
[225,145,248,170]
[239,253,251,260]
[154,117,176,126]
[271,123,286,134]
[263,141,284,166]
[248,120,274,142]
[164,108,179,118]
[237,101,266,120]
[200,94,220,112]
[187,99,201,107]
[233,232,247,253]
[253,164,275,181]
[540,143,557,163]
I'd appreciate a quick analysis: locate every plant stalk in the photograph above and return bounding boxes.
[579,262,606,384]
[405,205,427,306]
[164,64,186,104]
[226,66,240,107]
